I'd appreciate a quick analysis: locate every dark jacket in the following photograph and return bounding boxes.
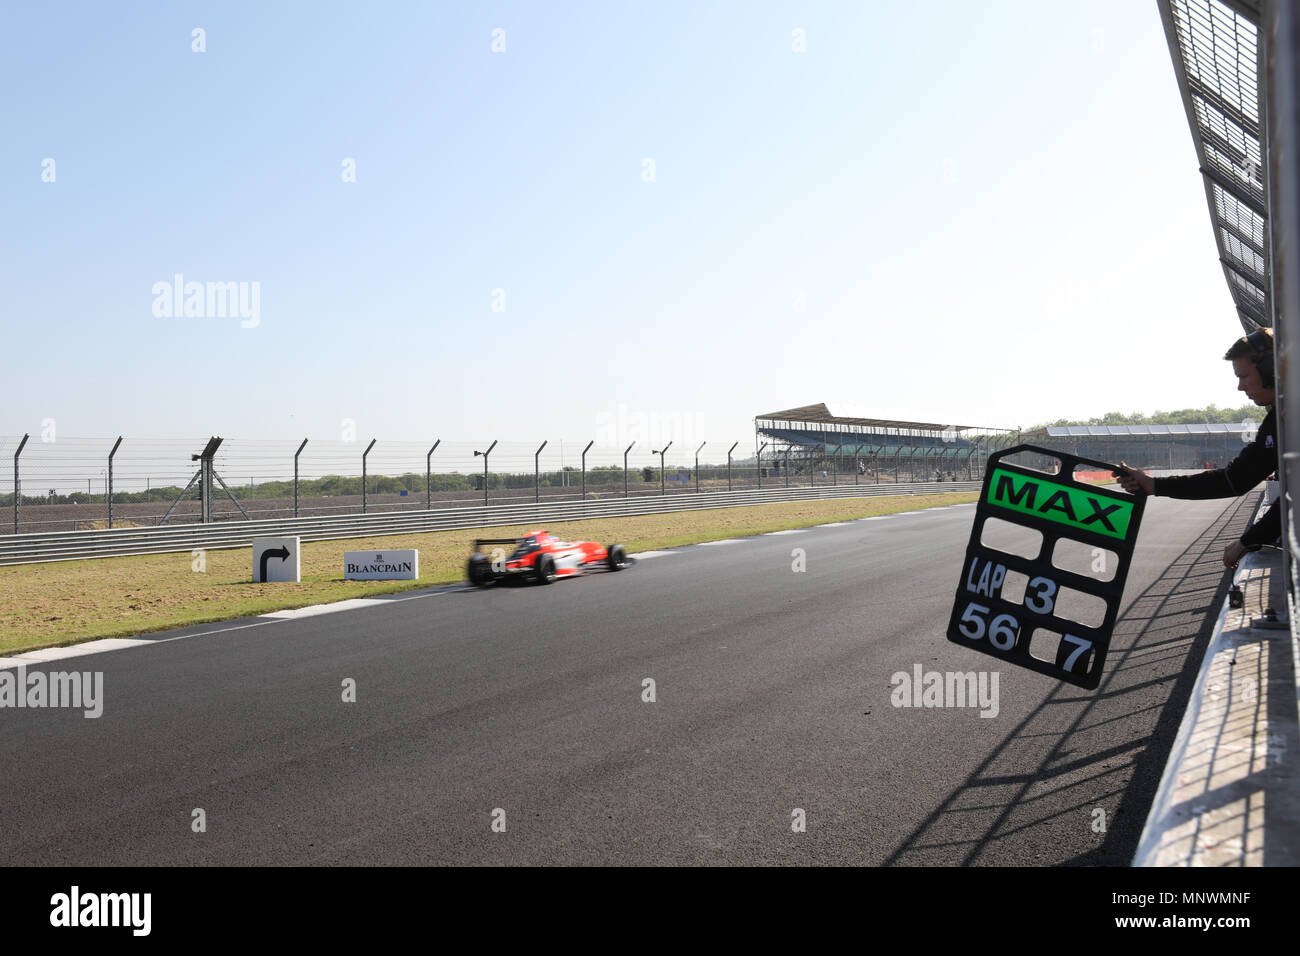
[1152,406,1278,547]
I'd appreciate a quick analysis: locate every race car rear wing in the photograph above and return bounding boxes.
[473,537,521,548]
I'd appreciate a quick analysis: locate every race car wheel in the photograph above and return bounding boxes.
[606,544,627,571]
[467,554,496,587]
[534,554,556,585]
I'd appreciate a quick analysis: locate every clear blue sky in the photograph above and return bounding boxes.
[2,0,1244,450]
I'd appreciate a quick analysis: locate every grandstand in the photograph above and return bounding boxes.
[1026,421,1258,471]
[753,403,1014,483]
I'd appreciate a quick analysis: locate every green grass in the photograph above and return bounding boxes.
[0,492,976,655]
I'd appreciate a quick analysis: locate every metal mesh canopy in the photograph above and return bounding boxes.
[1159,0,1269,332]
[1046,423,1255,437]
[755,403,986,434]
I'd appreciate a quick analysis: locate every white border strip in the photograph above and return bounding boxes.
[264,598,388,619]
[0,638,151,670]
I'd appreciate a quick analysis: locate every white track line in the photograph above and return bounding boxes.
[1,588,475,668]
[264,598,388,619]
[10,506,971,667]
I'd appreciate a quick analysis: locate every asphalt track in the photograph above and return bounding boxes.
[0,495,1251,865]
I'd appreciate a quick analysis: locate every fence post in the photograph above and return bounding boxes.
[106,436,123,528]
[695,441,706,493]
[201,437,222,523]
[653,441,672,495]
[535,440,547,503]
[13,433,29,534]
[757,442,768,489]
[623,442,634,497]
[474,440,497,505]
[727,441,738,491]
[426,439,441,510]
[785,446,791,488]
[581,440,593,499]
[294,438,308,517]
[362,439,376,513]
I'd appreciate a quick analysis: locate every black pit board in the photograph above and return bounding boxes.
[946,445,1145,689]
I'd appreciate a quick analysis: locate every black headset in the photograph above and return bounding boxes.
[1245,328,1275,388]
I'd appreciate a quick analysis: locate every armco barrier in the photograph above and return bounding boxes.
[0,481,978,566]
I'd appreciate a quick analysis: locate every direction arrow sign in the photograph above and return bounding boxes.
[253,536,301,583]
[260,546,290,583]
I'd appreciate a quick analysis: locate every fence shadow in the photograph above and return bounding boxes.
[883,496,1255,866]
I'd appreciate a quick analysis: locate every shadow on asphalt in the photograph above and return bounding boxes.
[883,495,1254,866]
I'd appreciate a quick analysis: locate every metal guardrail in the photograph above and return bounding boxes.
[0,481,978,565]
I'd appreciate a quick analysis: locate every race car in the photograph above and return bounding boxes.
[467,530,629,586]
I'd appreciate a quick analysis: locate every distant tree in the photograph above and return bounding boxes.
[1030,403,1264,431]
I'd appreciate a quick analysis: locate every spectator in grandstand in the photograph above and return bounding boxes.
[1114,328,1277,569]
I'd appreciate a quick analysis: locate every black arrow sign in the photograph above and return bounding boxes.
[259,545,290,582]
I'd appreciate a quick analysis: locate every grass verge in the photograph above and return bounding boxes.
[0,492,976,655]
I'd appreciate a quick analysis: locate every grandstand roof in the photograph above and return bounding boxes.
[1046,422,1256,437]
[755,403,986,433]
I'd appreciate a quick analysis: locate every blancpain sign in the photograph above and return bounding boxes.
[344,549,418,580]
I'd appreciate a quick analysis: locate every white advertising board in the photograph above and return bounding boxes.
[344,549,419,581]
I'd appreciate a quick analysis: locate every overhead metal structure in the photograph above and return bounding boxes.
[1159,0,1300,626]
[1158,0,1270,333]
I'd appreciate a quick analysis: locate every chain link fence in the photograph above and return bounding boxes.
[0,434,996,535]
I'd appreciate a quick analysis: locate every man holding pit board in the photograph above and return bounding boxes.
[1113,328,1278,569]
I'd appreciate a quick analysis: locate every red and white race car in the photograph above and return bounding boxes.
[467,530,629,586]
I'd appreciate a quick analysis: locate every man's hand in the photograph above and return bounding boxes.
[1112,461,1154,496]
[1224,539,1249,569]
